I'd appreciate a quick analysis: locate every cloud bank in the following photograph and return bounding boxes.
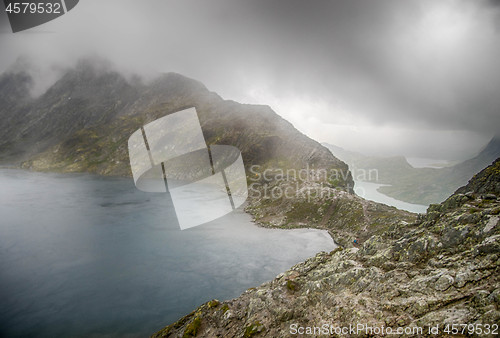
[1,0,499,160]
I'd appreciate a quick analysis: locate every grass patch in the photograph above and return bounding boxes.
[286,202,321,223]
[183,316,201,337]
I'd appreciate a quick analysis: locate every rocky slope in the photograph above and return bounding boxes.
[245,176,416,248]
[155,159,500,337]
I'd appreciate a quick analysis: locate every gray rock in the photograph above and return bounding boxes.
[476,235,500,255]
[465,191,475,199]
[435,274,454,291]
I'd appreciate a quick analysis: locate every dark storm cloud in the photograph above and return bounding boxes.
[0,0,498,159]
[243,0,500,134]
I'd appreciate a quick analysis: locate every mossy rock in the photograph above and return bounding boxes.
[286,280,298,292]
[207,299,219,308]
[427,204,442,213]
[182,316,201,338]
[243,321,264,338]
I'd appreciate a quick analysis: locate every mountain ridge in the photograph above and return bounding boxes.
[0,61,351,190]
[0,58,421,248]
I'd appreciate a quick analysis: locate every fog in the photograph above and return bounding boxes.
[1,0,499,160]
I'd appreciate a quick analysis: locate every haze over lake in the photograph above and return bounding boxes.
[0,169,334,337]
[354,180,428,214]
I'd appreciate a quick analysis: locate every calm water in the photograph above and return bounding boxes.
[354,180,428,214]
[0,169,335,337]
[406,157,454,168]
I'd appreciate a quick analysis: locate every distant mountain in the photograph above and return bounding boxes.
[0,60,140,163]
[449,136,500,187]
[0,59,351,193]
[324,137,500,205]
[324,144,417,183]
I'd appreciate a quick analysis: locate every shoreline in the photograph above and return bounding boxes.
[1,166,414,247]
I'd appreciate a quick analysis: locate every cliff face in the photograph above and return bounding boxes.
[0,60,352,192]
[156,159,500,337]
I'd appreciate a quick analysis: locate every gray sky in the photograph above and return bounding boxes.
[1,0,499,160]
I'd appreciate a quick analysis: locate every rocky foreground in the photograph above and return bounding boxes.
[154,159,500,337]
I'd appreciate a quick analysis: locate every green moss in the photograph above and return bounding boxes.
[469,207,480,213]
[328,177,341,187]
[427,204,442,213]
[243,321,264,338]
[477,200,493,208]
[221,304,230,313]
[183,316,201,338]
[207,299,219,308]
[286,202,322,223]
[330,247,343,255]
[286,280,297,292]
[152,323,174,337]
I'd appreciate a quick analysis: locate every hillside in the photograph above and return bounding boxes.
[0,59,352,192]
[0,60,427,239]
[0,59,416,247]
[324,138,500,205]
[154,159,500,337]
[379,137,500,205]
[0,59,419,269]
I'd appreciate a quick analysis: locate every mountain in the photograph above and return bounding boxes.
[379,136,500,205]
[4,59,496,337]
[0,59,140,163]
[324,143,418,183]
[324,138,500,205]
[450,136,500,189]
[0,59,378,240]
[0,59,351,191]
[154,159,500,337]
[0,59,420,246]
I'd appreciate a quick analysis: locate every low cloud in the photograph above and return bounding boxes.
[1,0,498,160]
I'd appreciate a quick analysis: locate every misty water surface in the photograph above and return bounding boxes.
[354,180,428,214]
[0,169,334,337]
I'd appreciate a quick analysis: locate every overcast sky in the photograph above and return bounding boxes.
[1,0,499,161]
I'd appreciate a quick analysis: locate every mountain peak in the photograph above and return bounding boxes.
[0,59,353,193]
[147,72,209,97]
[0,70,33,103]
